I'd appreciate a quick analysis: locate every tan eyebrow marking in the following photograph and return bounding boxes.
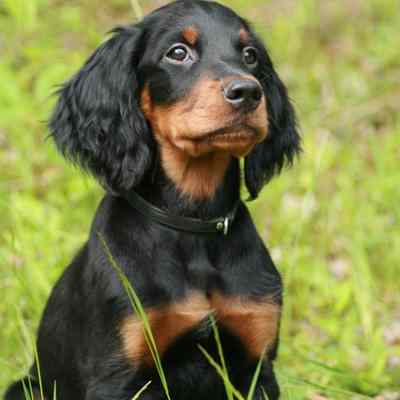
[239,28,250,45]
[182,26,199,45]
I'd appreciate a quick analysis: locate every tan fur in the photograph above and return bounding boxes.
[211,293,280,359]
[140,76,268,199]
[121,292,211,366]
[120,291,280,366]
[239,28,250,45]
[158,143,231,200]
[182,26,199,45]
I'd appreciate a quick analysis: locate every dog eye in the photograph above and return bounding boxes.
[243,47,258,67]
[165,44,192,64]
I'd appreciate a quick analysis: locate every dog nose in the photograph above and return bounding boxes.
[223,80,262,111]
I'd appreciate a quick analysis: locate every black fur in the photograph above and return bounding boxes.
[5,1,300,400]
[49,26,153,192]
[245,44,300,199]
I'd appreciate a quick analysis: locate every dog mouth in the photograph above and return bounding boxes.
[202,125,258,143]
[181,122,261,144]
[172,123,263,157]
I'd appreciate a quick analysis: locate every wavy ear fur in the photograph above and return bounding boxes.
[245,51,301,199]
[49,25,152,192]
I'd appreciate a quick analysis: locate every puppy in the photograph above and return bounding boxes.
[5,1,300,399]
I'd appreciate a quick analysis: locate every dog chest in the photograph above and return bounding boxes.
[120,291,280,367]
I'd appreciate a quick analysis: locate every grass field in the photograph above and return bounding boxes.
[1,0,399,398]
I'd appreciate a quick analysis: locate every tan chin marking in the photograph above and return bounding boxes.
[205,127,260,157]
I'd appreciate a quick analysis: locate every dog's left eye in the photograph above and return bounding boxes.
[243,47,258,67]
[165,44,193,64]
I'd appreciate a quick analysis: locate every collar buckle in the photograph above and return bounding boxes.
[216,217,230,235]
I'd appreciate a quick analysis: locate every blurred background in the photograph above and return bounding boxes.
[0,0,399,398]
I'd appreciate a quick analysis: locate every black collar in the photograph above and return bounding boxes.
[123,191,239,235]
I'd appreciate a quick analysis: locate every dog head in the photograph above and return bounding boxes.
[50,0,300,200]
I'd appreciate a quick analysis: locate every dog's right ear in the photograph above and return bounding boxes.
[49,25,153,192]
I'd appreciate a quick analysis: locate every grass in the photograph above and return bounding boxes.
[1,0,399,398]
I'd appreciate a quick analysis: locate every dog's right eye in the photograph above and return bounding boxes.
[165,44,193,64]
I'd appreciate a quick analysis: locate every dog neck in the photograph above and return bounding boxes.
[135,154,241,220]
[157,140,233,201]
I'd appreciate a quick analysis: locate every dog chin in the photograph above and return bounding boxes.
[173,126,261,158]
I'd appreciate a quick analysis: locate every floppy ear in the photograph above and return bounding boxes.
[49,25,152,192]
[244,50,301,199]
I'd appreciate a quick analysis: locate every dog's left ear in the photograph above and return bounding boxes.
[244,48,301,199]
[49,25,153,192]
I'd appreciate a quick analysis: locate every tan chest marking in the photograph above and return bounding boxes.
[121,292,211,366]
[211,293,280,359]
[120,292,280,367]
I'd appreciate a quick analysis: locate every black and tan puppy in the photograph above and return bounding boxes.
[5,1,300,399]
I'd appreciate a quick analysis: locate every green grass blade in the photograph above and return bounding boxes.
[21,378,32,400]
[210,316,234,400]
[203,316,265,400]
[246,352,265,400]
[132,380,152,400]
[130,0,143,20]
[53,381,57,400]
[280,372,373,399]
[15,309,46,400]
[32,343,45,400]
[98,233,171,400]
[261,388,269,400]
[198,345,244,400]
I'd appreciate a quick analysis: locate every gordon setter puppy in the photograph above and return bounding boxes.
[5,1,300,399]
